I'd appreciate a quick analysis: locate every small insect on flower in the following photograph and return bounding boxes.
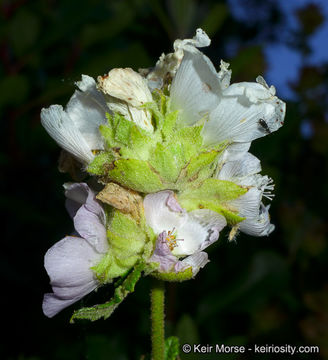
[258,118,271,134]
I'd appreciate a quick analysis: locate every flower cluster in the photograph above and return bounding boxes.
[41,29,285,320]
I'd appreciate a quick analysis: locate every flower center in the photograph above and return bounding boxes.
[164,228,183,251]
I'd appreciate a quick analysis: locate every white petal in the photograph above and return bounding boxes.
[239,203,274,236]
[43,291,95,318]
[202,80,286,146]
[66,76,107,150]
[216,143,252,170]
[143,191,185,234]
[44,236,101,288]
[43,236,101,317]
[176,251,209,276]
[189,209,227,250]
[74,205,108,253]
[64,182,104,219]
[230,187,262,219]
[217,152,262,185]
[170,50,221,126]
[64,182,89,217]
[172,216,209,256]
[41,105,94,163]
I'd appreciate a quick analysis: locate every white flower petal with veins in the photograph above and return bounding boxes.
[216,152,275,236]
[43,183,108,318]
[202,79,286,146]
[175,251,209,276]
[42,236,103,318]
[170,50,222,126]
[41,75,107,164]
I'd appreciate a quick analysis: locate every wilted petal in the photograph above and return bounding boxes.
[98,68,152,107]
[98,68,153,132]
[173,28,211,53]
[218,60,231,89]
[43,236,102,318]
[202,78,286,146]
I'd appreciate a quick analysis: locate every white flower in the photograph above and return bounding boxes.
[216,152,275,237]
[144,190,226,275]
[42,183,108,318]
[202,76,286,146]
[169,28,286,147]
[97,68,153,132]
[41,75,108,164]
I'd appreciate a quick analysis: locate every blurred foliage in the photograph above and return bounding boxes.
[1,0,328,359]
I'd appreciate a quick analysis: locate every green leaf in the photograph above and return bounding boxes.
[70,263,144,323]
[108,158,165,193]
[165,336,180,360]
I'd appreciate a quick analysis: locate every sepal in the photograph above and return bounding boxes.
[150,267,194,282]
[178,178,247,225]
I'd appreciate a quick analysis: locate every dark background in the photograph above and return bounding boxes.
[1,0,328,359]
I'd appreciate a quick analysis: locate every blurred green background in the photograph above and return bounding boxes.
[1,0,328,359]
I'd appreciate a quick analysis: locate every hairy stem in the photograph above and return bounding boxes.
[151,279,165,360]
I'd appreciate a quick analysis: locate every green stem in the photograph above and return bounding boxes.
[151,279,165,360]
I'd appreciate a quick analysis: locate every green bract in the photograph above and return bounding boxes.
[92,209,155,283]
[88,94,229,194]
